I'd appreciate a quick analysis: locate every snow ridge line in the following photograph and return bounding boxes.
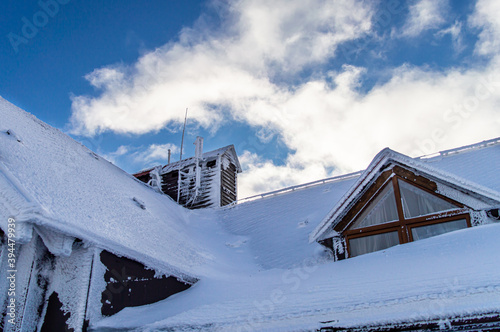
[230,137,500,208]
[417,137,500,160]
[229,171,363,206]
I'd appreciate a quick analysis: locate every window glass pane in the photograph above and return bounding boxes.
[411,218,468,241]
[351,184,399,229]
[349,231,400,257]
[398,180,458,218]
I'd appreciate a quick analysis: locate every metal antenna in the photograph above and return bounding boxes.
[179,108,188,161]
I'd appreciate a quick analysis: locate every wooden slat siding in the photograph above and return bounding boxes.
[161,170,179,202]
[221,169,236,186]
[138,151,237,209]
[100,250,194,316]
[135,173,151,184]
[178,167,195,206]
[221,159,237,206]
[175,161,220,209]
[190,162,218,209]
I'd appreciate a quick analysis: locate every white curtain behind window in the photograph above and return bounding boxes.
[399,180,457,218]
[351,184,399,229]
[411,219,468,241]
[349,231,400,257]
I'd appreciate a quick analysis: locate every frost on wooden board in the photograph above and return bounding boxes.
[221,155,231,171]
[436,181,497,211]
[1,235,43,331]
[332,236,345,260]
[470,210,493,226]
[46,244,94,331]
[86,248,107,323]
[175,158,222,208]
[23,238,51,332]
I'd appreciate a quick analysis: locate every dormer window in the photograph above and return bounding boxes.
[344,175,470,258]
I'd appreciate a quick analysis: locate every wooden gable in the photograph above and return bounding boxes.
[326,165,473,258]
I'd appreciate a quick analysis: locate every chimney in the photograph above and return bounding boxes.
[194,136,204,160]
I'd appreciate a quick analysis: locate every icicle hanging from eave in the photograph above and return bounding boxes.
[192,137,204,204]
[148,165,164,193]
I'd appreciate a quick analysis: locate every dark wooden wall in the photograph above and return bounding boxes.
[134,154,239,209]
[99,250,193,316]
[41,292,74,332]
[221,162,237,206]
[160,170,179,202]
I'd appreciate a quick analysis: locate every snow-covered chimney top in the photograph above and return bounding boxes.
[194,136,204,160]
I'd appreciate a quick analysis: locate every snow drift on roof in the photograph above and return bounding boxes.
[218,176,358,269]
[0,96,204,278]
[94,222,500,331]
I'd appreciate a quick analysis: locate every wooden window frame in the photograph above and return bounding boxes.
[344,175,470,258]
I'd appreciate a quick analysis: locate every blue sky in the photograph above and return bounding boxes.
[1,0,500,198]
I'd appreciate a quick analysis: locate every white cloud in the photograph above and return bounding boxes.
[70,0,500,199]
[69,0,374,136]
[469,0,500,55]
[401,0,448,37]
[132,143,179,164]
[114,145,130,156]
[101,144,130,164]
[238,150,329,198]
[101,143,180,170]
[436,20,465,53]
[236,63,500,197]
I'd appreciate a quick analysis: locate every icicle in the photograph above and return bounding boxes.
[190,137,204,205]
[148,166,163,193]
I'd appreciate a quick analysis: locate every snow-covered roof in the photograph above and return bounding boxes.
[0,96,204,279]
[218,175,358,269]
[94,222,500,331]
[92,137,500,330]
[310,141,500,242]
[418,137,500,193]
[3,94,499,330]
